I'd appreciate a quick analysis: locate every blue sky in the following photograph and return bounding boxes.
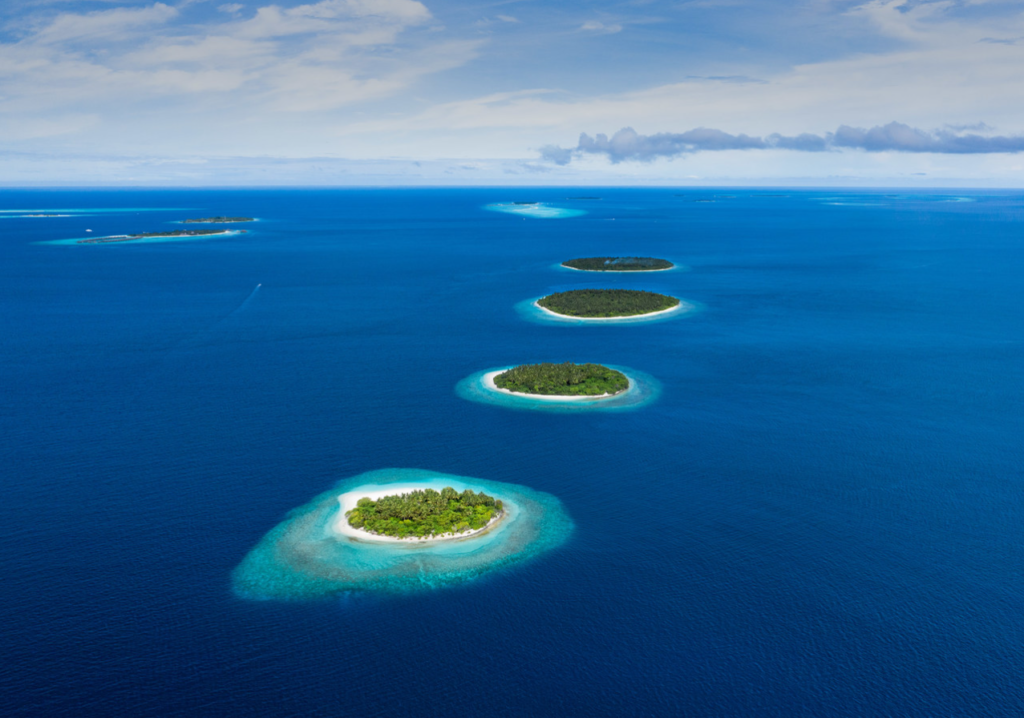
[2,0,1024,185]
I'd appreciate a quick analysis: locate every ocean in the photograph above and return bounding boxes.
[1,188,1022,716]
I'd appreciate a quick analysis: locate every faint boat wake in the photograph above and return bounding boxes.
[228,283,261,318]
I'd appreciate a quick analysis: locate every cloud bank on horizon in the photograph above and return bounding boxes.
[540,124,1024,165]
[1,0,1024,184]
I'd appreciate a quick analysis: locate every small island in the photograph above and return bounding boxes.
[537,289,680,318]
[563,256,673,272]
[346,487,503,540]
[77,229,244,244]
[182,217,254,223]
[494,362,628,397]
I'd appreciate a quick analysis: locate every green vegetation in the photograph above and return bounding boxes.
[347,487,503,539]
[494,362,628,396]
[77,229,241,244]
[183,217,254,223]
[538,289,679,317]
[563,256,673,271]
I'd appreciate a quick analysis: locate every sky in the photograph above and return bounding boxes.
[2,0,1024,185]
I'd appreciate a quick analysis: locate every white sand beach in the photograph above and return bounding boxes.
[332,485,504,543]
[533,300,686,322]
[563,263,674,272]
[482,370,630,401]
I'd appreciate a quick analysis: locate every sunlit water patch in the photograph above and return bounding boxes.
[232,468,573,600]
[516,296,699,326]
[456,365,660,412]
[484,202,588,219]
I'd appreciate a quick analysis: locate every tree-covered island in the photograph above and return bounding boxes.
[563,257,674,271]
[494,362,629,396]
[183,217,254,223]
[537,289,680,317]
[77,229,244,244]
[346,487,503,539]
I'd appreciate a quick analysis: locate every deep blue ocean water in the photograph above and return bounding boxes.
[1,188,1022,716]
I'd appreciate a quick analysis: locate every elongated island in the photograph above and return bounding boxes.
[536,289,680,319]
[182,217,254,223]
[77,229,245,244]
[342,486,504,542]
[563,256,673,271]
[489,362,629,398]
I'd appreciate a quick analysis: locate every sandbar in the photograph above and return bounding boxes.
[332,485,504,543]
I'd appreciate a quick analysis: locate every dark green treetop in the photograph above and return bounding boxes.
[538,289,679,318]
[563,257,673,271]
[347,487,502,539]
[494,362,628,396]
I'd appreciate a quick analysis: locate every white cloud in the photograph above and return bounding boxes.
[0,0,467,141]
[218,3,244,13]
[329,0,1024,162]
[30,3,178,46]
[580,20,623,34]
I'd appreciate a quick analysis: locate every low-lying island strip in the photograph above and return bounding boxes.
[488,362,630,399]
[562,256,674,272]
[536,289,681,319]
[77,229,244,244]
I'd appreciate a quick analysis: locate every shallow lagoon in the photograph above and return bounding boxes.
[232,469,573,599]
[484,202,588,219]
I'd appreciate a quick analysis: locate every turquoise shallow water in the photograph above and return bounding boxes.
[42,229,248,246]
[232,468,573,599]
[484,202,588,218]
[456,365,660,412]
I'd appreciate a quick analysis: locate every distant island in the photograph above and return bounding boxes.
[563,257,673,272]
[494,362,628,396]
[537,289,680,318]
[182,217,254,224]
[346,487,503,540]
[77,229,243,244]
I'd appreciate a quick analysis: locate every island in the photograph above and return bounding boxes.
[231,468,573,599]
[537,289,680,318]
[493,362,628,397]
[563,257,673,272]
[182,217,254,223]
[345,487,503,540]
[76,229,244,244]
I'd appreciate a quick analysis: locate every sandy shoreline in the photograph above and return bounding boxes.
[332,485,504,543]
[482,370,629,402]
[562,263,675,273]
[533,300,685,322]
